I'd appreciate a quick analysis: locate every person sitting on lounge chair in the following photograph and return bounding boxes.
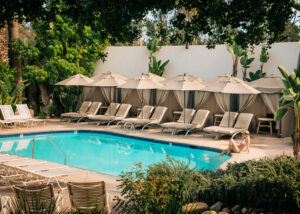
[219,130,250,156]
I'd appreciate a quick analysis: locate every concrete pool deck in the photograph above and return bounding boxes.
[0,119,293,212]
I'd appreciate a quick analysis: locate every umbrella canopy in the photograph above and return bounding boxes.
[86,72,127,87]
[91,71,128,81]
[55,74,93,86]
[160,73,206,91]
[205,75,260,94]
[160,73,206,123]
[248,75,284,94]
[205,75,260,127]
[134,72,166,82]
[119,74,164,90]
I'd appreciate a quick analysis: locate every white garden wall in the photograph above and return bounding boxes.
[94,42,300,80]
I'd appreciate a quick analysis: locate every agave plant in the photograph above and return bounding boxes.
[240,53,255,81]
[149,56,170,77]
[274,53,300,156]
[0,73,27,106]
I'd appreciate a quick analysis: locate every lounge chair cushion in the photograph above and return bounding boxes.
[177,109,195,123]
[104,103,120,116]
[160,122,193,129]
[61,101,92,117]
[233,113,254,129]
[78,101,92,113]
[219,112,239,127]
[88,115,114,121]
[68,102,102,118]
[137,105,154,119]
[150,106,168,123]
[115,104,131,118]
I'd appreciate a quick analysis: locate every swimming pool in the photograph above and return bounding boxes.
[0,131,230,176]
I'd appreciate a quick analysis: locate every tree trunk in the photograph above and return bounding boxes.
[0,21,9,63]
[148,52,153,73]
[243,68,247,81]
[294,103,300,156]
[8,20,21,84]
[260,63,264,78]
[232,55,239,77]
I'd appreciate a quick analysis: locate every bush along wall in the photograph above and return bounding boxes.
[114,155,300,214]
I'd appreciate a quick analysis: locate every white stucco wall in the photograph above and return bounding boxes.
[95,42,300,80]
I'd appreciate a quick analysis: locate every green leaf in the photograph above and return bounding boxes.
[278,66,290,80]
[274,107,288,121]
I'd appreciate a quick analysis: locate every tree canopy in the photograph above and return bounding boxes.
[1,0,295,48]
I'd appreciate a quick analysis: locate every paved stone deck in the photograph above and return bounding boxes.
[0,119,293,212]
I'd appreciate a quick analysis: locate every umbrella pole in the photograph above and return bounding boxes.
[142,89,144,119]
[228,93,231,127]
[110,86,112,115]
[184,91,186,123]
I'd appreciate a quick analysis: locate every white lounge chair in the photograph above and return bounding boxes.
[0,105,30,127]
[16,104,45,126]
[61,101,92,119]
[203,112,239,139]
[88,104,132,126]
[160,108,196,134]
[210,113,254,137]
[160,109,210,136]
[66,102,102,123]
[117,105,155,127]
[122,106,168,130]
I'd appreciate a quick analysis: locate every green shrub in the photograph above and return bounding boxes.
[114,157,210,214]
[115,155,299,213]
[201,155,300,212]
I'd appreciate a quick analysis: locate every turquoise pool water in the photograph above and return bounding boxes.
[0,131,230,176]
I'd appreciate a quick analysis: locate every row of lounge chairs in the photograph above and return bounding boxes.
[0,167,109,212]
[62,101,254,138]
[0,154,110,213]
[0,104,45,128]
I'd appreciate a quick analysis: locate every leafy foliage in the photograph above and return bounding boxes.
[12,1,109,113]
[201,155,299,212]
[274,53,300,156]
[226,41,245,77]
[149,56,170,76]
[114,157,209,214]
[115,155,299,214]
[240,53,255,80]
[0,65,27,106]
[7,195,64,214]
[247,70,266,82]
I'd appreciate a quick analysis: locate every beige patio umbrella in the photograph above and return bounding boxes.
[160,73,206,123]
[85,72,127,114]
[55,74,93,86]
[205,75,260,127]
[91,71,128,81]
[119,73,164,118]
[248,75,284,93]
[134,72,166,82]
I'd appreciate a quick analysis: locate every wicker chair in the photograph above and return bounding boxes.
[67,181,109,213]
[13,184,62,212]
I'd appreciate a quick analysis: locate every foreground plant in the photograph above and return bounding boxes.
[115,155,299,213]
[114,157,209,214]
